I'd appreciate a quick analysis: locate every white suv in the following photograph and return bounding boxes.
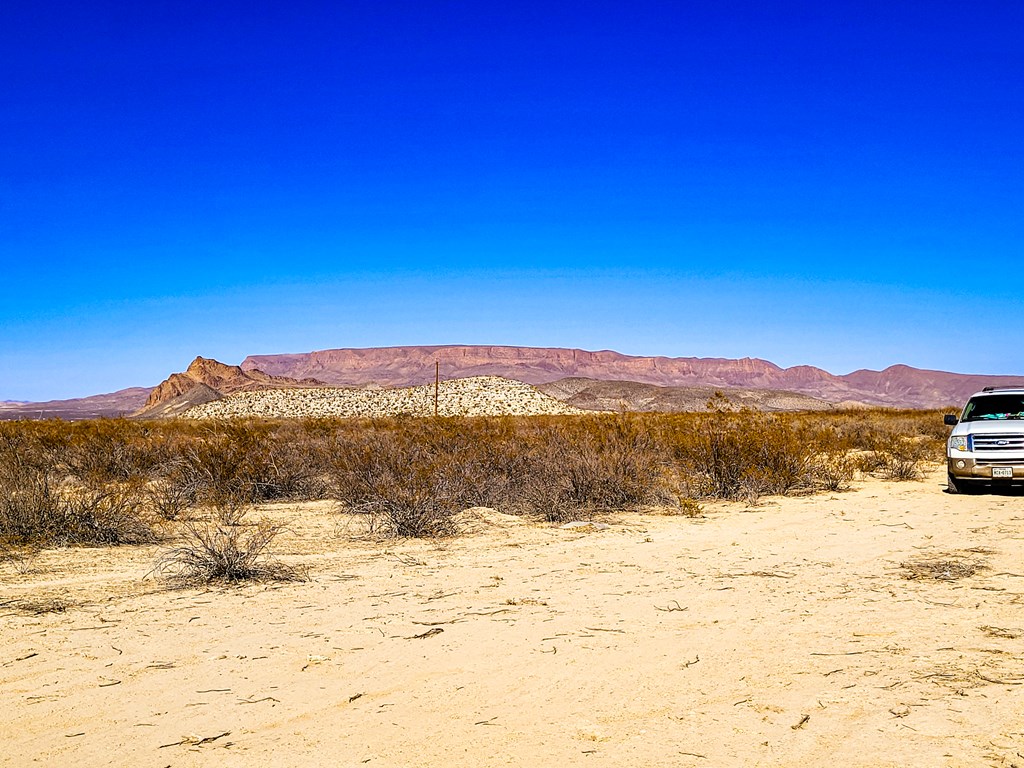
[945,387,1024,493]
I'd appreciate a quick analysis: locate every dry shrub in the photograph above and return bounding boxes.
[672,497,704,517]
[329,424,472,537]
[0,430,155,545]
[153,504,301,584]
[61,419,168,483]
[0,432,62,544]
[0,406,951,545]
[660,406,946,499]
[0,544,39,574]
[875,437,932,481]
[143,421,329,518]
[508,416,668,521]
[144,462,200,521]
[327,415,667,530]
[60,480,157,545]
[832,410,945,480]
[809,450,858,491]
[661,410,819,501]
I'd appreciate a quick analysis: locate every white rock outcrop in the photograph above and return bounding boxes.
[180,376,592,419]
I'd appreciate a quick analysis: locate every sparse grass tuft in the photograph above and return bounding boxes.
[1,597,71,615]
[25,597,70,614]
[900,553,988,581]
[980,625,1023,639]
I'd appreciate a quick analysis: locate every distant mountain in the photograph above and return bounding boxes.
[6,345,1022,420]
[242,345,1024,408]
[0,387,152,421]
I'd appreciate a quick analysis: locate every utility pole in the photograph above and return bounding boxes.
[434,361,439,417]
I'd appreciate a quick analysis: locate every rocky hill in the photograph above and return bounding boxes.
[537,378,839,412]
[135,356,328,418]
[181,376,588,419]
[242,345,1024,408]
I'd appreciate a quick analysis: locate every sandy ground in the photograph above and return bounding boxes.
[3,464,1024,768]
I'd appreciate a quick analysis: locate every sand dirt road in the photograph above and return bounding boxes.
[3,465,1023,767]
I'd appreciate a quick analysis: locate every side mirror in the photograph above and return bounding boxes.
[943,414,959,426]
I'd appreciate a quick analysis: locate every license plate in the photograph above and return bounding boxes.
[992,466,1014,479]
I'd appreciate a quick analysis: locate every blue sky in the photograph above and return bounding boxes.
[2,1,1022,400]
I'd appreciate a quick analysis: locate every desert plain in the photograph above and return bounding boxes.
[2,465,1023,767]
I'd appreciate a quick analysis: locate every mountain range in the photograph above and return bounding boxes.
[2,345,1022,420]
[240,345,1022,409]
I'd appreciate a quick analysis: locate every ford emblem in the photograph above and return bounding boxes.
[997,440,1009,446]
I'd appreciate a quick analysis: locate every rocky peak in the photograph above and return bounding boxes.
[182,356,248,390]
[137,356,328,416]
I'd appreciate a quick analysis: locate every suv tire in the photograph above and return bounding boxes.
[947,473,976,495]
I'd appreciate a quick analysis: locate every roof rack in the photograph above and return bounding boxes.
[981,386,1024,392]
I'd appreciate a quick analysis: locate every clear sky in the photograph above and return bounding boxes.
[2,1,1022,400]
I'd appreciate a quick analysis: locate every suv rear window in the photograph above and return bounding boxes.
[962,395,1024,421]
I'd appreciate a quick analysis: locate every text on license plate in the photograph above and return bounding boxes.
[992,466,1014,478]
